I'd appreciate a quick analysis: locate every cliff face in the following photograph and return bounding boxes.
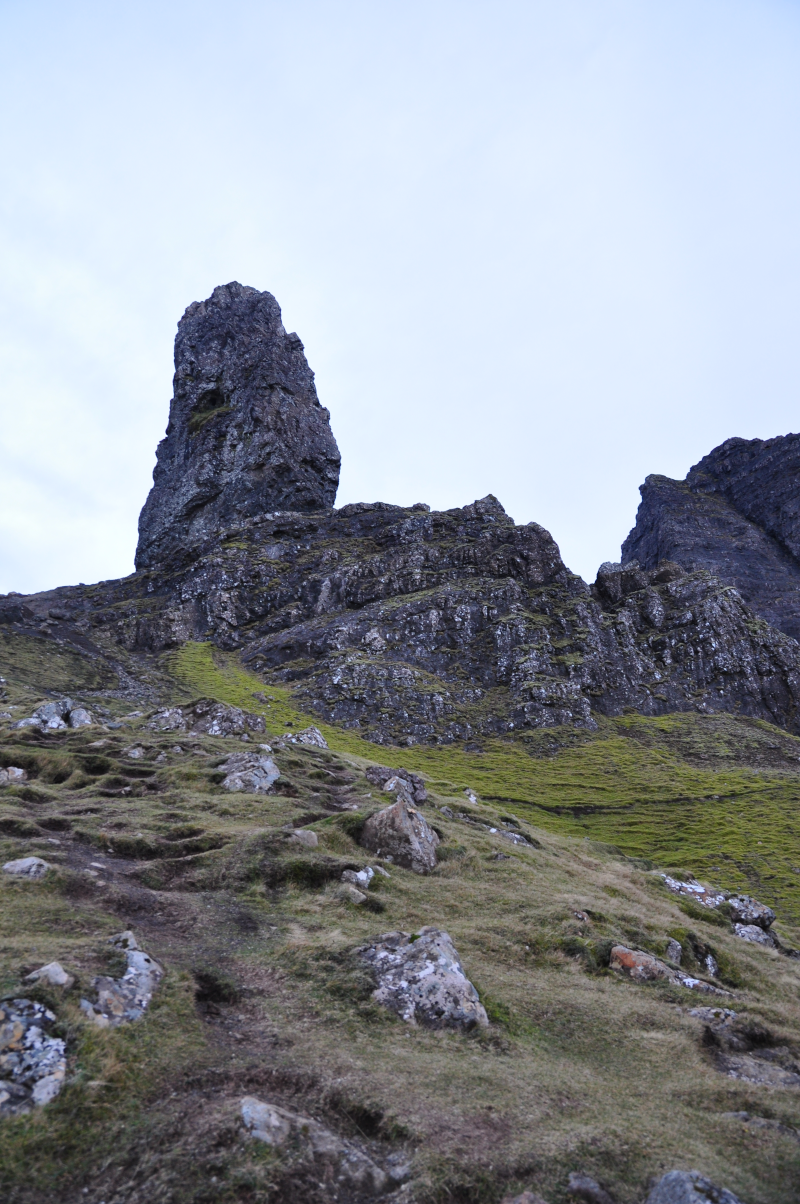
[135,283,341,571]
[623,436,800,642]
[7,293,800,742]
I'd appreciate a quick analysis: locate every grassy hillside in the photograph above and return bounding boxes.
[1,638,799,1202]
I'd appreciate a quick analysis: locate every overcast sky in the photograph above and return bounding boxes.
[2,0,800,594]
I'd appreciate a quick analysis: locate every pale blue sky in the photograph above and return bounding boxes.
[2,0,800,593]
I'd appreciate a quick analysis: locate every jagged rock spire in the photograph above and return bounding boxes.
[135,283,341,570]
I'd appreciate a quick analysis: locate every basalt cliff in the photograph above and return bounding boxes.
[3,287,800,1204]
[4,285,800,742]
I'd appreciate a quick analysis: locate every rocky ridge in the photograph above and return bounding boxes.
[622,434,800,642]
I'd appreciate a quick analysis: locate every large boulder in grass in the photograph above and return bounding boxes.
[219,751,280,793]
[727,895,775,930]
[365,764,428,803]
[646,1170,746,1204]
[359,798,439,873]
[358,927,488,1031]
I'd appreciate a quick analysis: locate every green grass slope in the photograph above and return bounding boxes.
[0,637,799,1202]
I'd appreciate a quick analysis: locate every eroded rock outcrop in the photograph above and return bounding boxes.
[0,998,67,1113]
[646,1170,746,1204]
[136,282,341,570]
[623,434,800,641]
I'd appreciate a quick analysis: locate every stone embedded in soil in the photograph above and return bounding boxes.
[240,1095,387,1194]
[288,829,318,848]
[278,725,329,748]
[0,766,27,785]
[500,1194,550,1204]
[3,856,51,878]
[728,895,775,929]
[80,932,163,1027]
[733,923,775,947]
[660,875,727,909]
[147,699,265,737]
[365,765,428,804]
[360,798,439,874]
[0,998,67,1114]
[25,962,74,989]
[646,1168,746,1204]
[358,927,489,1031]
[567,1171,616,1204]
[610,945,728,995]
[219,751,280,793]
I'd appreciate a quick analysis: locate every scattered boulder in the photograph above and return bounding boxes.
[342,866,375,889]
[660,874,726,909]
[358,927,489,1031]
[365,765,428,804]
[0,766,27,786]
[610,946,728,995]
[360,799,439,874]
[279,726,329,748]
[733,923,775,948]
[567,1172,616,1204]
[14,698,93,731]
[666,939,683,964]
[80,931,163,1027]
[0,998,67,1113]
[25,962,74,989]
[147,699,266,737]
[289,829,318,848]
[3,856,51,878]
[339,884,368,905]
[694,1007,800,1088]
[240,1095,387,1195]
[728,895,775,930]
[646,1169,746,1204]
[219,751,280,793]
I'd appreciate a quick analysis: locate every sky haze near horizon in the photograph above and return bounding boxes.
[2,0,800,593]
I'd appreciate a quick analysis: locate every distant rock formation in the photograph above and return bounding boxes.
[622,435,800,641]
[135,283,341,571]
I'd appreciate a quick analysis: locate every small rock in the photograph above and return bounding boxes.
[610,946,671,983]
[666,939,682,964]
[500,1194,550,1204]
[25,962,74,989]
[219,751,280,793]
[358,927,489,1031]
[125,747,145,759]
[360,798,439,874]
[567,1172,616,1204]
[365,764,428,803]
[610,945,728,995]
[68,707,93,728]
[733,923,775,947]
[80,932,162,1027]
[342,866,374,888]
[294,725,328,748]
[660,874,727,909]
[728,895,775,930]
[0,998,67,1114]
[339,884,367,905]
[0,766,27,786]
[646,1169,746,1204]
[3,857,51,878]
[705,953,719,977]
[289,829,318,848]
[464,788,478,804]
[240,1096,387,1193]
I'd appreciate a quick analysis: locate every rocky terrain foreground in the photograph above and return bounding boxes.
[2,285,800,1202]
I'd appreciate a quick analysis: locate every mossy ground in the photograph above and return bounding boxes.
[1,637,800,1201]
